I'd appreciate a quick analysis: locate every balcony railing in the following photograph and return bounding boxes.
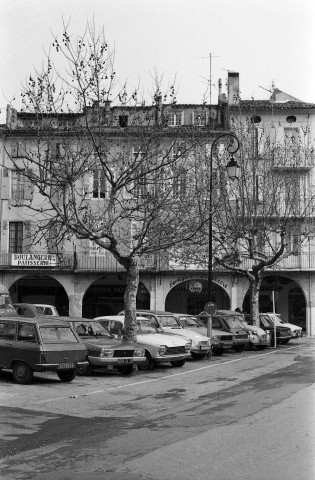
[272,147,315,169]
[1,251,315,272]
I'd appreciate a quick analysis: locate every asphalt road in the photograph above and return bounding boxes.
[0,338,314,480]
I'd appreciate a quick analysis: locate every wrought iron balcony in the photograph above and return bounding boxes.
[1,250,315,273]
[272,147,315,170]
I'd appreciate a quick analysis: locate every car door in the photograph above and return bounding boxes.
[15,323,41,368]
[0,321,17,367]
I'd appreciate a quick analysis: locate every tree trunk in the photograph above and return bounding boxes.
[249,278,261,327]
[123,258,139,343]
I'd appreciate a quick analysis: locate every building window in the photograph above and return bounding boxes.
[193,111,207,126]
[92,170,107,198]
[11,141,25,158]
[119,115,128,127]
[11,170,26,200]
[9,222,23,253]
[173,167,187,199]
[167,112,183,126]
[284,128,300,150]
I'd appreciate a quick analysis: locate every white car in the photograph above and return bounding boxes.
[266,313,302,338]
[238,319,271,349]
[140,312,211,360]
[34,304,59,316]
[95,315,191,371]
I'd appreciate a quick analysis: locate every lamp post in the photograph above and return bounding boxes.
[207,133,240,305]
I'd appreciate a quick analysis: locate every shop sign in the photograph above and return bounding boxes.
[11,253,57,267]
[188,281,203,293]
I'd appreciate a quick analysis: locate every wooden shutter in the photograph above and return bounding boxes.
[1,169,10,199]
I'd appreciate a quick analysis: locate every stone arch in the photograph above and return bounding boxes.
[243,274,307,331]
[82,276,150,318]
[165,278,230,314]
[8,274,69,316]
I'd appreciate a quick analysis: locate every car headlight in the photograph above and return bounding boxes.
[185,340,192,352]
[134,348,145,357]
[252,330,258,335]
[100,349,114,357]
[158,345,167,355]
[212,335,220,344]
[198,340,210,347]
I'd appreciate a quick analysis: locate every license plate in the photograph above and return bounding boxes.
[200,346,209,350]
[117,359,132,364]
[59,362,75,369]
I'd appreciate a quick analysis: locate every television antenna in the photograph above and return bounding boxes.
[202,53,219,106]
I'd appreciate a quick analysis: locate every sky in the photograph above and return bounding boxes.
[1,0,315,122]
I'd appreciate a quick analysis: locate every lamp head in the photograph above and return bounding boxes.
[226,157,240,179]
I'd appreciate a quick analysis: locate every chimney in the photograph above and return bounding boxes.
[228,72,240,105]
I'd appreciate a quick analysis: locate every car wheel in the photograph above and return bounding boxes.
[138,351,154,371]
[117,365,133,375]
[233,345,245,352]
[77,363,93,376]
[12,362,33,385]
[191,352,207,360]
[170,359,186,367]
[57,369,76,382]
[212,347,224,355]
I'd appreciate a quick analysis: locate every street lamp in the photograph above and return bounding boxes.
[208,133,240,305]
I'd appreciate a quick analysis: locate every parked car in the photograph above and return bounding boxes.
[13,303,40,317]
[0,286,18,317]
[96,315,191,370]
[125,310,210,360]
[245,314,291,346]
[266,313,302,338]
[0,316,88,384]
[199,310,250,352]
[218,310,270,350]
[169,314,234,355]
[34,304,59,316]
[57,317,146,375]
[118,309,232,356]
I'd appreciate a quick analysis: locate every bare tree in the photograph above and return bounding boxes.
[2,20,214,340]
[213,115,315,324]
[169,113,315,325]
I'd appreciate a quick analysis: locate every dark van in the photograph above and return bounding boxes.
[0,317,88,384]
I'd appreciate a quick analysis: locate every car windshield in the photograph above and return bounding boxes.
[179,316,200,327]
[74,321,112,338]
[263,314,281,326]
[136,318,159,334]
[40,326,79,343]
[259,315,273,327]
[276,314,287,324]
[158,316,181,328]
[224,317,245,329]
[0,294,14,310]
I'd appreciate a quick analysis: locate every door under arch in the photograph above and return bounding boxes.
[242,275,306,331]
[82,280,150,318]
[165,280,230,314]
[9,275,69,315]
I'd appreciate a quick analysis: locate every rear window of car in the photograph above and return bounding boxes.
[39,326,79,343]
[157,315,179,327]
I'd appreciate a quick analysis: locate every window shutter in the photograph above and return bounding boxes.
[23,221,31,252]
[23,169,33,201]
[1,169,10,199]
